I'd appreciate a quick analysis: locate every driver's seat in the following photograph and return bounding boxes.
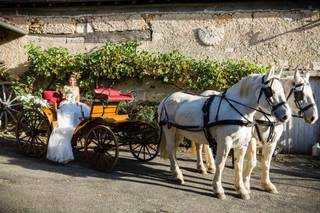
[42,90,62,128]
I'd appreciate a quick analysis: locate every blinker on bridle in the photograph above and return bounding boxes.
[257,75,286,112]
[287,82,315,115]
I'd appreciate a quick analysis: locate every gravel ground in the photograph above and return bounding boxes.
[0,137,319,213]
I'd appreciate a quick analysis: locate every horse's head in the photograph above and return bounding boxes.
[289,70,318,124]
[257,68,291,122]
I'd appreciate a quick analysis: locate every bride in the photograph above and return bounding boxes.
[47,75,90,164]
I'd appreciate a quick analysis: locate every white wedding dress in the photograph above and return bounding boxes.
[46,87,90,164]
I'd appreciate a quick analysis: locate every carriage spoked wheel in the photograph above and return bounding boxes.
[72,132,86,151]
[85,125,119,172]
[0,82,21,132]
[16,110,51,157]
[129,122,160,162]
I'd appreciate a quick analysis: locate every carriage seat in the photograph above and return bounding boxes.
[42,90,62,128]
[42,90,62,106]
[94,88,134,101]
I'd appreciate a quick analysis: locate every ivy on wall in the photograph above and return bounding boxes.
[13,41,269,98]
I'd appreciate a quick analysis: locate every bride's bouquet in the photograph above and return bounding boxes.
[63,86,73,95]
[63,86,75,102]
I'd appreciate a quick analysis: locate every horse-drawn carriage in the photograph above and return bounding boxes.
[14,87,160,171]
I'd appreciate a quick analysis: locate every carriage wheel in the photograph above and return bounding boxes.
[16,110,51,157]
[72,129,87,151]
[0,82,21,132]
[85,125,119,172]
[129,122,160,162]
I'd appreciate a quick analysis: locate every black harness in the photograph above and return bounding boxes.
[287,82,315,116]
[159,75,286,152]
[254,81,315,144]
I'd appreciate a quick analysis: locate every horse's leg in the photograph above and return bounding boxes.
[261,142,278,193]
[234,146,250,200]
[204,144,216,173]
[196,143,207,174]
[212,137,232,200]
[164,127,185,184]
[243,138,257,193]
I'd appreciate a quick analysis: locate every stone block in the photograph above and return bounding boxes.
[41,18,75,34]
[84,30,151,43]
[312,62,320,70]
[92,15,147,32]
[66,37,85,43]
[75,22,94,34]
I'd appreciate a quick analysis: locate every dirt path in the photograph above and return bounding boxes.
[0,138,319,213]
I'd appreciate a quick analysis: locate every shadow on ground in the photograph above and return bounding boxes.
[1,136,320,198]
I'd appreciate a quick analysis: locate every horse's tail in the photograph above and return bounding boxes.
[159,125,168,159]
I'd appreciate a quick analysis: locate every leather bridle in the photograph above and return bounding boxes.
[257,75,287,113]
[287,82,315,115]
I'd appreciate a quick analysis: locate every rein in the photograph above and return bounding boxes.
[255,81,316,144]
[286,82,315,117]
[159,75,286,148]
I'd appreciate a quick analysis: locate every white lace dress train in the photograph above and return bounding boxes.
[47,102,90,164]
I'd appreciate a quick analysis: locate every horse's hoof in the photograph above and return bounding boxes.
[177,179,185,185]
[240,193,250,200]
[215,193,226,200]
[207,168,215,174]
[197,166,207,175]
[168,177,184,185]
[197,168,207,175]
[266,188,278,194]
[201,170,207,175]
[262,184,279,194]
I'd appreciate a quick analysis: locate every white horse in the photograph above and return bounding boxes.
[243,70,318,193]
[158,71,292,200]
[195,70,318,194]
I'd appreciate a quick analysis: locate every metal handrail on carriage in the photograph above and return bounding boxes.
[15,88,160,172]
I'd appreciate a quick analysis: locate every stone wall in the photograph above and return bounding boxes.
[0,8,320,95]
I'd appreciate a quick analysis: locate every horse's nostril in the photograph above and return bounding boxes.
[282,115,288,121]
[310,116,315,122]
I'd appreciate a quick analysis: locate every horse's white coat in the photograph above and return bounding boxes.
[195,71,318,195]
[158,72,292,200]
[243,70,318,194]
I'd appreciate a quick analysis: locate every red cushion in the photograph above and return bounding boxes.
[43,90,62,105]
[94,88,134,101]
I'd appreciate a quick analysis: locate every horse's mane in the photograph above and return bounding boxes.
[237,74,261,98]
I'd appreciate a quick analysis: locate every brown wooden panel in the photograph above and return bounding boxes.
[42,107,57,127]
[91,104,118,115]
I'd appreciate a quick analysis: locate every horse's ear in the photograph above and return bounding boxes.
[266,66,275,80]
[270,66,275,76]
[305,72,310,82]
[294,68,301,82]
[278,68,283,78]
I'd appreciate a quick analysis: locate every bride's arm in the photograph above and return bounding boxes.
[76,87,80,103]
